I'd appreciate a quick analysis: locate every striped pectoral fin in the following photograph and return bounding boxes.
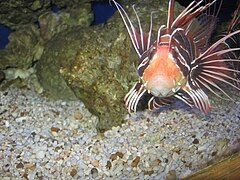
[177,85,211,113]
[148,96,173,111]
[172,0,221,53]
[189,30,240,101]
[171,0,216,30]
[124,81,147,113]
[185,14,217,52]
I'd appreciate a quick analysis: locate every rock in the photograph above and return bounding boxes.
[74,110,83,120]
[106,161,112,170]
[172,152,179,160]
[216,139,229,154]
[27,171,36,180]
[143,170,154,176]
[131,156,140,168]
[38,4,93,41]
[110,154,118,161]
[51,127,60,136]
[22,173,28,179]
[0,0,93,30]
[70,168,78,177]
[25,163,36,171]
[91,160,99,167]
[5,120,10,128]
[90,168,98,178]
[0,24,43,70]
[192,138,200,144]
[0,3,93,92]
[116,152,124,158]
[110,152,124,162]
[50,127,60,133]
[36,23,135,131]
[30,0,42,11]
[36,150,45,159]
[16,162,24,169]
[15,116,28,123]
[0,1,50,29]
[3,68,35,81]
[155,159,162,165]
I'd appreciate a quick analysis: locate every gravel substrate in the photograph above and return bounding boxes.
[0,87,240,179]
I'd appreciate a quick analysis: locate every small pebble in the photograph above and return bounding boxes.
[74,110,83,120]
[16,162,24,169]
[70,168,77,177]
[91,168,98,178]
[15,116,27,123]
[51,127,60,133]
[116,151,124,158]
[192,138,199,144]
[110,154,118,161]
[25,163,36,171]
[51,127,60,136]
[5,120,10,128]
[91,160,99,167]
[36,150,45,159]
[106,161,112,170]
[143,170,154,176]
[131,156,140,168]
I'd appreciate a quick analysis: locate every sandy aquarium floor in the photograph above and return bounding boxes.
[0,87,240,179]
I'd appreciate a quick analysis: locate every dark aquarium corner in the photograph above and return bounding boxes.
[0,0,240,179]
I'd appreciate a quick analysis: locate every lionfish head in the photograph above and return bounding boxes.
[112,0,240,114]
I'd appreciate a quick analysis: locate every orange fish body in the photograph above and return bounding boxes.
[142,45,186,97]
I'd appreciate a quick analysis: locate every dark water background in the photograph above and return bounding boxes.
[0,0,238,49]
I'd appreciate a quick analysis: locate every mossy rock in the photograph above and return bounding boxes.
[0,0,93,30]
[0,3,93,81]
[0,24,43,70]
[36,23,137,131]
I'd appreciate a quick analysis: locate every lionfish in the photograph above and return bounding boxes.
[111,0,240,113]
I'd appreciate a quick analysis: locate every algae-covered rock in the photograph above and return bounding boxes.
[0,0,93,30]
[0,0,51,30]
[0,24,43,70]
[36,24,137,131]
[38,3,93,41]
[36,0,184,131]
[0,3,93,72]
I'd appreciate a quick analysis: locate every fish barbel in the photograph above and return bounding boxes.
[111,0,240,113]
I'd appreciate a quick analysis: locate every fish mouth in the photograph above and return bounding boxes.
[143,75,175,97]
[149,86,175,97]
